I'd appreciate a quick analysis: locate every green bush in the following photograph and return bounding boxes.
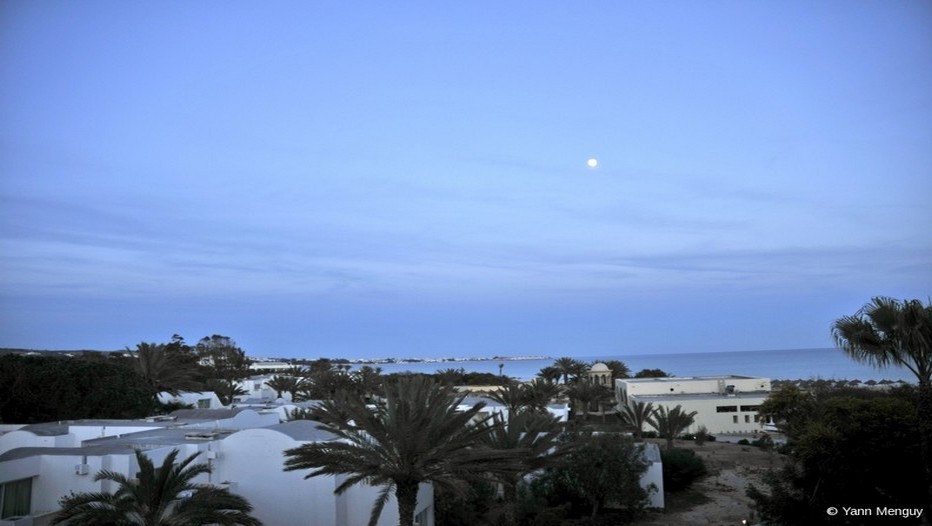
[737,438,751,445]
[661,448,708,492]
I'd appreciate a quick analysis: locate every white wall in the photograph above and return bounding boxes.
[640,443,664,509]
[213,428,332,526]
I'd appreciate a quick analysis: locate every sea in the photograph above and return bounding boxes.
[358,348,916,382]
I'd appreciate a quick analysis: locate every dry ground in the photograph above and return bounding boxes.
[633,438,786,526]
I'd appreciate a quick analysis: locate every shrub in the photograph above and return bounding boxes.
[694,425,712,446]
[737,439,751,445]
[661,448,707,491]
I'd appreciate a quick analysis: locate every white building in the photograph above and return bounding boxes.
[615,375,772,434]
[456,396,570,423]
[0,413,433,526]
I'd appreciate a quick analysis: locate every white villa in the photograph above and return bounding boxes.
[615,375,772,434]
[0,409,433,526]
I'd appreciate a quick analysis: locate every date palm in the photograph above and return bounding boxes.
[620,400,656,440]
[832,297,932,507]
[566,381,613,422]
[487,380,527,418]
[479,411,566,521]
[647,405,697,450]
[553,357,588,385]
[52,448,260,526]
[265,374,303,399]
[523,378,562,414]
[130,342,202,397]
[283,376,523,526]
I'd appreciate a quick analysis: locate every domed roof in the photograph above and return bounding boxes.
[589,362,610,372]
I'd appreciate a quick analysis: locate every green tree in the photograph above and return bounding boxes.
[757,384,817,437]
[603,360,631,379]
[565,381,613,422]
[647,405,697,450]
[748,391,924,524]
[283,377,523,526]
[479,411,567,522]
[553,357,589,385]
[0,354,155,423]
[196,335,252,405]
[537,365,563,383]
[351,365,384,401]
[522,378,562,414]
[265,375,303,399]
[128,342,203,397]
[832,296,932,506]
[487,380,528,418]
[634,368,671,378]
[532,433,649,520]
[619,400,656,440]
[51,449,260,526]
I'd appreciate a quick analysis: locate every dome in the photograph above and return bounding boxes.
[590,363,610,372]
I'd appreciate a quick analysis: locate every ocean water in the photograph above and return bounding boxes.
[359,348,916,382]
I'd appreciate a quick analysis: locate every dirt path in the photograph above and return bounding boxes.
[634,439,785,526]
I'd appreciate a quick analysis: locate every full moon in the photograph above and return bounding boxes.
[586,158,598,168]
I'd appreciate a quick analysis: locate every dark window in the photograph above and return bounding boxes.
[1,478,32,519]
[716,406,738,413]
[740,405,760,412]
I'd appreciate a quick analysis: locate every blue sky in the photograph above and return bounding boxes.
[1,2,929,359]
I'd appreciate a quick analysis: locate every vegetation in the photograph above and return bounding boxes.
[283,377,524,526]
[527,433,650,522]
[126,340,202,397]
[831,296,932,509]
[619,400,656,440]
[647,405,697,450]
[660,448,707,491]
[552,356,590,384]
[0,354,156,423]
[748,386,924,524]
[196,335,252,405]
[633,368,671,378]
[52,449,260,526]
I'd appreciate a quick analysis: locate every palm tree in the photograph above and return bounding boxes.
[832,297,932,506]
[129,342,203,397]
[487,380,528,418]
[565,382,613,422]
[351,365,383,402]
[283,376,523,526]
[553,357,589,385]
[603,360,631,380]
[619,400,656,440]
[479,411,566,521]
[647,405,698,450]
[52,448,260,526]
[265,375,302,399]
[537,365,562,383]
[522,378,562,414]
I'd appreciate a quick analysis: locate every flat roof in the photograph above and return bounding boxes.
[622,375,767,383]
[630,392,769,403]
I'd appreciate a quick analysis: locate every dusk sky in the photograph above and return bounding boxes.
[1,2,930,359]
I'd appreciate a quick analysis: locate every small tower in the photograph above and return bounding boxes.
[588,362,611,386]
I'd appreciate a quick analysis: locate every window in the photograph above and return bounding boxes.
[1,478,32,519]
[744,415,750,423]
[754,415,761,423]
[732,415,738,424]
[740,405,760,412]
[197,398,211,409]
[716,406,738,413]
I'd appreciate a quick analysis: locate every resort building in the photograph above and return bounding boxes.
[615,375,772,434]
[0,412,433,526]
